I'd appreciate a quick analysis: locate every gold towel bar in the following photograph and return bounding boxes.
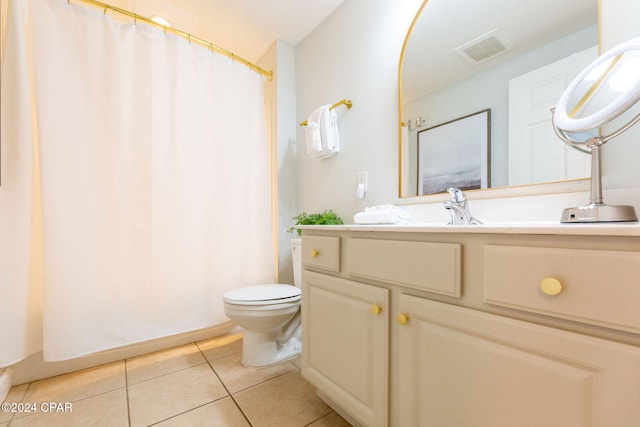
[299,99,353,126]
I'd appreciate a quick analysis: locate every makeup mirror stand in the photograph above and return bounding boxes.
[551,108,640,222]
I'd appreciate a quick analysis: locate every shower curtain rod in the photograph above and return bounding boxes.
[69,0,274,81]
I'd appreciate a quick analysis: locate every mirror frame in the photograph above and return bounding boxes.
[397,0,595,201]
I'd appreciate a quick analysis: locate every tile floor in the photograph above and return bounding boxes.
[0,333,351,427]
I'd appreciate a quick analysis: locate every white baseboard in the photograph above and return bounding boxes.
[0,368,13,403]
[316,390,365,427]
[10,322,239,385]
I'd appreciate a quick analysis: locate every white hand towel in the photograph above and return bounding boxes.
[304,104,341,160]
[328,108,340,153]
[318,106,339,158]
[353,205,410,225]
[305,106,325,158]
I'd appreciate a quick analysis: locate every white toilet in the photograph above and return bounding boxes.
[223,238,302,367]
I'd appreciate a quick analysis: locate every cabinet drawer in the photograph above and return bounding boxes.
[347,238,461,297]
[484,245,640,333]
[302,236,340,272]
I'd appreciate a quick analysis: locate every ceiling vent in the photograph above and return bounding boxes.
[455,29,515,65]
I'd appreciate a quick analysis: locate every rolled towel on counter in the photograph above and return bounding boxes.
[354,204,410,225]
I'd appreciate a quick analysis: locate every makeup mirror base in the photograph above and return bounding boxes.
[561,203,638,223]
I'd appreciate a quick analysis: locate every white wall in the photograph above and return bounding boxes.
[258,40,298,284]
[600,0,640,189]
[294,0,423,222]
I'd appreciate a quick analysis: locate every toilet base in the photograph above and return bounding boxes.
[241,328,301,367]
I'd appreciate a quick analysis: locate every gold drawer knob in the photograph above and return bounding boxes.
[540,277,563,296]
[370,304,382,315]
[396,313,409,325]
[310,249,319,257]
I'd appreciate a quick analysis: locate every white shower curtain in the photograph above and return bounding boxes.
[0,0,274,364]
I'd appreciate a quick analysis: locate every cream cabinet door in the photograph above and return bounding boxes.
[302,271,389,427]
[397,295,640,427]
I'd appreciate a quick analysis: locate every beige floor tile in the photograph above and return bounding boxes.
[9,388,128,427]
[154,396,250,427]
[0,383,29,423]
[128,362,228,427]
[209,352,297,394]
[21,361,125,405]
[3,333,334,427]
[126,343,206,385]
[234,371,331,427]
[308,411,352,427]
[197,332,243,362]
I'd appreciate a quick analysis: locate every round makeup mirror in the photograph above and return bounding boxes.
[552,37,640,223]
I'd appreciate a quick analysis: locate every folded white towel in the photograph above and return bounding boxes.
[319,107,340,157]
[305,104,340,159]
[353,205,410,225]
[331,109,340,153]
[305,106,325,158]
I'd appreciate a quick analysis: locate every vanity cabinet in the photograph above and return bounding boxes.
[300,227,640,427]
[302,271,389,427]
[397,295,640,427]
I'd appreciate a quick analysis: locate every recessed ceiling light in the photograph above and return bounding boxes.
[149,15,172,28]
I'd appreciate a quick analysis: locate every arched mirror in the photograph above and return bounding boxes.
[398,0,598,198]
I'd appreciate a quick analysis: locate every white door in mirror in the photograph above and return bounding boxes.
[508,46,596,185]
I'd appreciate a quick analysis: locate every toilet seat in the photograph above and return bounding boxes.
[223,284,301,306]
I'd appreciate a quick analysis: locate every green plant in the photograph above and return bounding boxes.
[288,210,344,236]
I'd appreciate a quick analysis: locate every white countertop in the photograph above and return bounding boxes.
[299,186,640,237]
[299,222,640,237]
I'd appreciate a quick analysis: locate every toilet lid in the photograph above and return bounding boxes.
[223,284,301,305]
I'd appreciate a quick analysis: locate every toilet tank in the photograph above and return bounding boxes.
[291,238,302,288]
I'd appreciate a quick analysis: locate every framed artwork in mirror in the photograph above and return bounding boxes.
[417,109,490,195]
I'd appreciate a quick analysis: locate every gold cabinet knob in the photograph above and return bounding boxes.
[540,277,563,296]
[370,304,382,315]
[396,313,409,325]
[310,249,319,257]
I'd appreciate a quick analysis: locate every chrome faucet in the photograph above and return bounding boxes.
[443,188,482,225]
